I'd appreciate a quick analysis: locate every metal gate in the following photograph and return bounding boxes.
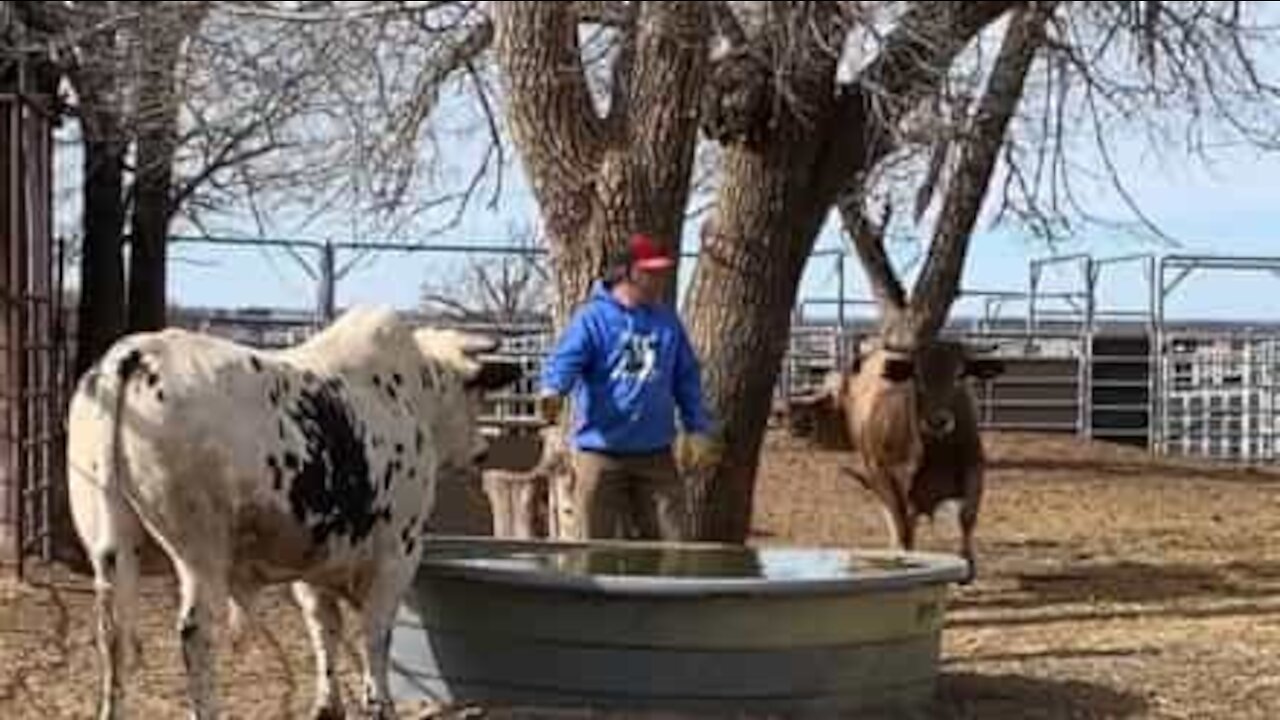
[2,86,71,579]
[1157,330,1280,462]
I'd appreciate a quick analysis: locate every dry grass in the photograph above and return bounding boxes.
[4,431,1280,718]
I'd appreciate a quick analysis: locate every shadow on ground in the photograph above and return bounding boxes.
[954,558,1280,613]
[933,672,1149,719]
[989,455,1280,485]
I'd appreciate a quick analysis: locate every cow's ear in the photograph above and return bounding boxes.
[965,358,1005,380]
[467,360,524,391]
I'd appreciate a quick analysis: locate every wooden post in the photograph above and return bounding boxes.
[479,426,572,539]
[481,469,548,539]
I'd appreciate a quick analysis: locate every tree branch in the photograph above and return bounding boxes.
[817,1,1023,198]
[492,2,606,231]
[624,1,710,242]
[909,2,1055,341]
[836,192,907,313]
[221,1,456,24]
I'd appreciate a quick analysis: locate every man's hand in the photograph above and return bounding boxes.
[537,393,564,425]
[683,431,724,470]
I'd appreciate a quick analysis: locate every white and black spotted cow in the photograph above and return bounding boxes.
[65,306,523,720]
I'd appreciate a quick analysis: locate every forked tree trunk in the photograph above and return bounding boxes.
[495,3,708,334]
[684,1,1028,542]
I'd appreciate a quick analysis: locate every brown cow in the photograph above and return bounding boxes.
[785,338,1004,583]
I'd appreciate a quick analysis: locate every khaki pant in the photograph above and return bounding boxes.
[570,449,686,541]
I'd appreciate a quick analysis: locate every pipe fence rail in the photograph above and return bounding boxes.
[10,230,1280,579]
[159,235,1280,466]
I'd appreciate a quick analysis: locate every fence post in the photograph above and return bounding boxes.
[317,241,336,323]
[836,252,846,371]
[1080,257,1096,438]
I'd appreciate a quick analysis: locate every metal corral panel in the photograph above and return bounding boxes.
[972,357,1081,433]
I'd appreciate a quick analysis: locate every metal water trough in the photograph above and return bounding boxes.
[389,535,968,717]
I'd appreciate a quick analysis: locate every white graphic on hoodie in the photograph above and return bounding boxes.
[610,330,658,383]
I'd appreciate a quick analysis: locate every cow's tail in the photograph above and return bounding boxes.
[95,348,148,681]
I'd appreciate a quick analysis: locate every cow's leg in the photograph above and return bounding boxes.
[173,561,219,720]
[293,581,346,720]
[958,463,984,585]
[117,542,143,671]
[356,562,416,720]
[91,548,126,720]
[893,465,919,552]
[87,533,143,720]
[357,597,396,719]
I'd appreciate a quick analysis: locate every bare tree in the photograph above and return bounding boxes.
[17,0,495,373]
[489,1,1280,542]
[419,225,551,324]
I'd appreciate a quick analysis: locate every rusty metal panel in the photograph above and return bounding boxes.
[1,86,68,579]
[1,92,16,566]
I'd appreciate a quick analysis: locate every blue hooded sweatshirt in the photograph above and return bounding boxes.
[540,281,713,454]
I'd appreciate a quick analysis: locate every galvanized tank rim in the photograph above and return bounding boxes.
[419,535,970,597]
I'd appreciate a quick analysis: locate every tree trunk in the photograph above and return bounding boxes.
[75,135,127,378]
[128,136,173,332]
[70,1,129,377]
[682,145,833,542]
[127,3,192,333]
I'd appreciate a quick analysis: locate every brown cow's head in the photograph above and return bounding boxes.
[859,338,1005,439]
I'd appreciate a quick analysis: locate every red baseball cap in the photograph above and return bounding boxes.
[624,233,676,272]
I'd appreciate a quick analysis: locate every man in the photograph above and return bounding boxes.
[538,232,721,540]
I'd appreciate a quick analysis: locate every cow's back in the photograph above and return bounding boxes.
[72,324,437,586]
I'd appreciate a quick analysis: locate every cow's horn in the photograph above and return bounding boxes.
[459,334,501,355]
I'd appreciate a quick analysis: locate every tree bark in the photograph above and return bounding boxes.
[71,1,129,377]
[128,2,204,333]
[76,133,127,378]
[907,3,1053,342]
[683,169,834,541]
[494,2,708,328]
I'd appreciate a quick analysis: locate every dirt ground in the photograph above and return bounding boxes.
[4,430,1280,718]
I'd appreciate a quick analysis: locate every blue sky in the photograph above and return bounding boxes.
[147,131,1280,327]
[51,13,1280,328]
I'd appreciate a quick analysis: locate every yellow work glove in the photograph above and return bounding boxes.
[684,431,724,470]
[537,393,564,425]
